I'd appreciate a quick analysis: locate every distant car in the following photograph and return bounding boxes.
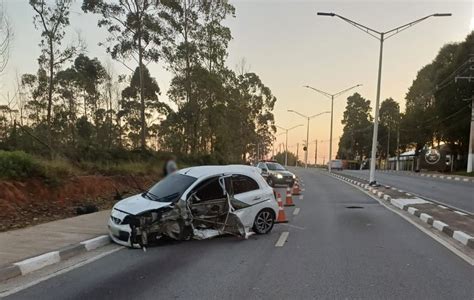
[256,161,296,187]
[108,165,279,248]
[329,159,343,171]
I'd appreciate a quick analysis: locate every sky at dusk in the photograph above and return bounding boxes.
[1,0,473,163]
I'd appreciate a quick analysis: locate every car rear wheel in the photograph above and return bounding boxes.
[253,209,275,234]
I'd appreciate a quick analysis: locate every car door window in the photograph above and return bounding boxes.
[194,177,226,202]
[232,175,259,195]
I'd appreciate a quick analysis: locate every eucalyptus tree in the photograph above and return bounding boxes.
[29,0,80,151]
[82,0,177,149]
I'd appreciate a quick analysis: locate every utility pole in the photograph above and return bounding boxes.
[455,56,473,173]
[315,139,318,166]
[468,97,474,173]
[296,143,299,167]
[396,126,400,171]
[386,124,390,170]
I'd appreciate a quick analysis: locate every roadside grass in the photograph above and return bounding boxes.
[0,150,164,182]
[451,171,474,177]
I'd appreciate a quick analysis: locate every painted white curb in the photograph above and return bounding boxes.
[80,235,111,251]
[420,213,432,223]
[433,220,448,231]
[453,231,473,246]
[14,251,60,275]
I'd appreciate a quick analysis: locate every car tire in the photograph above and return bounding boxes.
[253,209,275,234]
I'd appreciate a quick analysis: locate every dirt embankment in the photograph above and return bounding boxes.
[0,175,157,231]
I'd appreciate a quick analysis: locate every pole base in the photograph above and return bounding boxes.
[369,181,380,187]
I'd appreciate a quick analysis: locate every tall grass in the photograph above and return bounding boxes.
[0,150,163,181]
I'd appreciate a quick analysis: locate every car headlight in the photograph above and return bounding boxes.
[276,174,283,179]
[292,174,296,179]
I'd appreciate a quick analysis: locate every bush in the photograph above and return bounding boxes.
[38,157,82,179]
[0,150,45,180]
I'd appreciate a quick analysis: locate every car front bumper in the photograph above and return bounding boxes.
[271,177,294,186]
[108,217,133,247]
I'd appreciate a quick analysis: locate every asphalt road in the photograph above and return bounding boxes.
[6,169,474,299]
[340,170,474,213]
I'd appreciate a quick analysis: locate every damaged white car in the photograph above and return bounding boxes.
[108,165,279,248]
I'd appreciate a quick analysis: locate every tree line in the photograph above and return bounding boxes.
[0,0,276,165]
[337,31,473,170]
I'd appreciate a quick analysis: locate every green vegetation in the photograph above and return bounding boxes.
[0,150,164,181]
[337,32,473,171]
[0,150,45,180]
[0,0,277,176]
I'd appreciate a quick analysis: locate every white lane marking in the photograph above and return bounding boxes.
[299,195,304,200]
[279,223,306,230]
[0,247,123,297]
[275,232,289,247]
[454,211,468,216]
[293,208,300,216]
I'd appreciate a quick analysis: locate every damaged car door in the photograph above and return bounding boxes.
[188,175,245,238]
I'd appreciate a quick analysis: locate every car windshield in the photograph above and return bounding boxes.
[266,162,285,171]
[145,173,197,203]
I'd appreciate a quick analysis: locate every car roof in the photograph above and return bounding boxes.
[178,165,261,178]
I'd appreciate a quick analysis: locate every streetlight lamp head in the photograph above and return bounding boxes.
[317,12,335,17]
[433,13,452,17]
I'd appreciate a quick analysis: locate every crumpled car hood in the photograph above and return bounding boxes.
[114,194,172,215]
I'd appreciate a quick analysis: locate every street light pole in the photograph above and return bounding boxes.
[276,124,303,167]
[305,117,310,168]
[317,12,451,185]
[287,110,331,168]
[330,95,334,170]
[304,84,362,172]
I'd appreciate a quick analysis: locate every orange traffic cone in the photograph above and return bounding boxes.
[284,187,295,207]
[275,192,288,223]
[292,182,301,195]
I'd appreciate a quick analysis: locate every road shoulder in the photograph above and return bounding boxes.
[325,171,474,265]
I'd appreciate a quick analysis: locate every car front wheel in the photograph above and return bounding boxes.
[253,209,275,234]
